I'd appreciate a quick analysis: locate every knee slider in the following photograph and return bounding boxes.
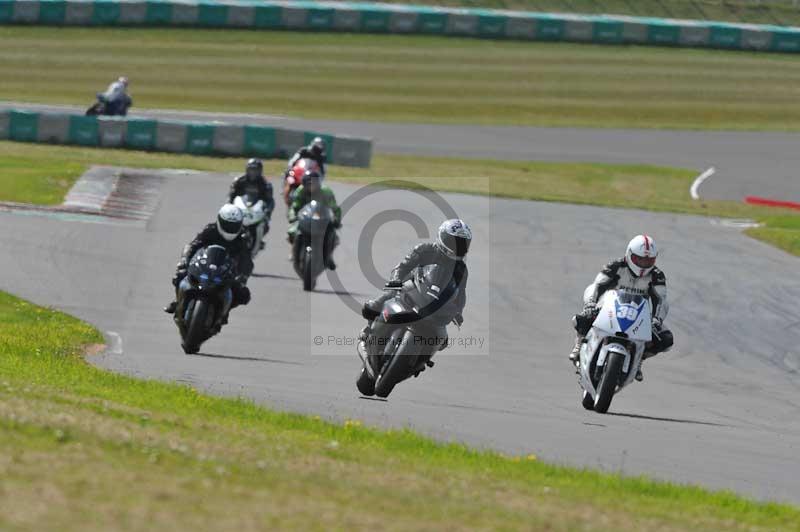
[236,285,251,306]
[658,329,674,351]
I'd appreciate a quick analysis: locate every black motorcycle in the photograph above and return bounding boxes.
[86,93,132,116]
[292,200,334,291]
[174,245,236,354]
[356,264,464,398]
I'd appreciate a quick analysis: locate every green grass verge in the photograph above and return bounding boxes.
[378,0,800,26]
[745,215,800,256]
[5,27,800,129]
[3,140,799,256]
[2,290,799,531]
[0,154,84,205]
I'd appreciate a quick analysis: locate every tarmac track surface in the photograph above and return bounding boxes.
[5,102,800,202]
[2,168,800,503]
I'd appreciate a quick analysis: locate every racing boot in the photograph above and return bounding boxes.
[569,335,583,363]
[164,301,177,314]
[635,361,644,382]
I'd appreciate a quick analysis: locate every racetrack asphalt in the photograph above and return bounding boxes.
[2,167,799,504]
[4,101,800,203]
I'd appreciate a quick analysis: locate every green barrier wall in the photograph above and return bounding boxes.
[68,115,99,146]
[125,118,157,150]
[9,110,38,142]
[0,109,372,167]
[4,0,799,53]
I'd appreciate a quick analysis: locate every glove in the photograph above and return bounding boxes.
[573,312,594,335]
[385,280,403,289]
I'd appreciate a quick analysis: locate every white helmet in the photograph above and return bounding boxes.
[216,204,244,241]
[436,219,472,260]
[625,234,658,277]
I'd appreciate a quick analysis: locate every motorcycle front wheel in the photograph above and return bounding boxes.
[374,331,417,399]
[183,298,211,354]
[302,247,315,291]
[85,103,103,116]
[593,351,624,413]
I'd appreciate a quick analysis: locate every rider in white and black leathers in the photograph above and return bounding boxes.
[362,219,471,333]
[570,234,673,381]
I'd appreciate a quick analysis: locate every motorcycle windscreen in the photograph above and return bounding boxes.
[382,300,419,325]
[593,290,652,341]
[235,194,264,224]
[298,200,333,234]
[188,245,233,287]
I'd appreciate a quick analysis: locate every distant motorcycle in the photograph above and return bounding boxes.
[292,200,334,291]
[233,193,268,259]
[283,158,323,207]
[85,93,132,116]
[174,245,237,354]
[576,289,651,413]
[356,264,462,399]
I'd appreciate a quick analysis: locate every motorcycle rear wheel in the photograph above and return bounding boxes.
[593,351,624,414]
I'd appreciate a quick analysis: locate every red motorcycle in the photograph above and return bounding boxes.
[283,158,323,207]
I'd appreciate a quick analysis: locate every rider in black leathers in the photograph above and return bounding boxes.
[164,205,254,315]
[228,158,275,243]
[286,137,327,177]
[362,220,472,332]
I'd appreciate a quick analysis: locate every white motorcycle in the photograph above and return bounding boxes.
[577,289,651,413]
[233,193,268,259]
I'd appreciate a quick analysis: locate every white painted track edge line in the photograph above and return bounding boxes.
[690,166,716,200]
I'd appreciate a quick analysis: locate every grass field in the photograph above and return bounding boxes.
[378,0,800,26]
[0,154,84,205]
[1,289,799,531]
[2,140,799,255]
[4,27,800,130]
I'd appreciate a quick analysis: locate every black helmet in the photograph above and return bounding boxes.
[310,137,326,158]
[302,170,321,192]
[435,219,472,260]
[246,158,263,180]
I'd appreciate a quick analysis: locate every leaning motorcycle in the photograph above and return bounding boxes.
[356,264,462,399]
[85,93,131,116]
[292,200,334,292]
[174,245,236,354]
[577,289,651,413]
[233,193,267,259]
